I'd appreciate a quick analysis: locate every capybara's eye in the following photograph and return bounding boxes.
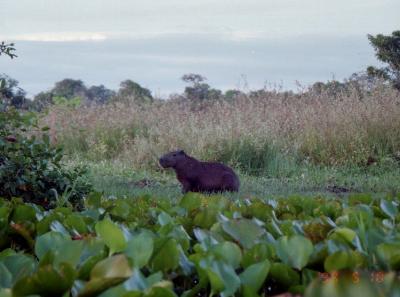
[173,154,176,157]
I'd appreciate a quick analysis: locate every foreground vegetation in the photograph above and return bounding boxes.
[1,192,400,296]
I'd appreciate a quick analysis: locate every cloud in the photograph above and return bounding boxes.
[0,29,271,43]
[0,32,108,42]
[226,30,267,41]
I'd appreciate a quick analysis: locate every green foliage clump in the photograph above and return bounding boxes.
[0,192,400,296]
[0,109,92,209]
[181,73,222,101]
[367,30,400,90]
[52,95,82,108]
[31,79,117,111]
[0,75,30,110]
[115,79,153,104]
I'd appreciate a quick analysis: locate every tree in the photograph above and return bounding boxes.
[309,80,348,97]
[367,31,400,90]
[0,42,17,59]
[181,73,206,85]
[32,80,115,110]
[32,79,86,110]
[224,89,244,101]
[52,78,87,99]
[0,43,92,209]
[87,85,115,104]
[117,80,153,103]
[31,79,88,110]
[32,91,54,111]
[0,75,30,110]
[0,42,17,96]
[181,73,222,101]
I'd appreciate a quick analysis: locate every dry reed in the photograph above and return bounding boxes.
[42,83,400,174]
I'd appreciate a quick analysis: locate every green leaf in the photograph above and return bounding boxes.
[376,243,400,270]
[0,264,12,289]
[302,268,319,285]
[78,253,107,280]
[163,225,191,251]
[193,229,222,251]
[95,218,127,255]
[125,232,154,268]
[146,272,164,287]
[242,243,274,268]
[111,200,131,220]
[212,241,242,269]
[86,192,103,208]
[123,293,142,297]
[123,268,149,291]
[380,199,398,220]
[0,206,11,228]
[35,231,84,268]
[96,284,129,297]
[324,250,366,272]
[0,254,36,288]
[269,263,300,287]
[275,235,314,270]
[78,240,108,280]
[158,212,173,226]
[34,232,66,258]
[329,228,357,245]
[308,242,329,266]
[91,254,132,279]
[240,260,270,294]
[200,259,241,297]
[12,263,76,297]
[145,287,177,297]
[194,208,218,229]
[11,204,37,223]
[221,218,266,249]
[151,238,179,272]
[0,249,16,260]
[64,214,88,234]
[179,193,202,212]
[79,254,133,297]
[0,289,12,297]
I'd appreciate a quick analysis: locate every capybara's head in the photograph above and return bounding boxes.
[159,150,187,168]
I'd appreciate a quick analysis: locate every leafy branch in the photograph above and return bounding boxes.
[0,41,17,59]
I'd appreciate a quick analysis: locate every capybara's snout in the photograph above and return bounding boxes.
[159,156,170,168]
[159,157,166,167]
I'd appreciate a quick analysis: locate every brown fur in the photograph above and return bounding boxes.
[159,150,240,193]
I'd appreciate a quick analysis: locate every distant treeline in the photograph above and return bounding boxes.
[0,70,393,112]
[1,30,399,111]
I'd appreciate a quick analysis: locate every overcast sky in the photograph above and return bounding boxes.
[0,0,399,97]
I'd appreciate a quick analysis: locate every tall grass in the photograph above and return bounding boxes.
[42,82,400,176]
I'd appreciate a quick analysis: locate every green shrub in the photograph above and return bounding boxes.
[0,108,92,209]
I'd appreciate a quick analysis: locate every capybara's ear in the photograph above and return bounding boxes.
[179,150,185,155]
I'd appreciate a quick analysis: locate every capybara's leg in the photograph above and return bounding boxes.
[221,174,239,192]
[181,180,192,193]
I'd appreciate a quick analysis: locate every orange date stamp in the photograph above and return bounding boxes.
[318,271,389,284]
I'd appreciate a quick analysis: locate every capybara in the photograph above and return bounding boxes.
[159,150,240,193]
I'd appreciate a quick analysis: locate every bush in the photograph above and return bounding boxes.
[0,108,92,209]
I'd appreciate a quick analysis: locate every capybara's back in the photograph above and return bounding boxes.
[159,150,239,193]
